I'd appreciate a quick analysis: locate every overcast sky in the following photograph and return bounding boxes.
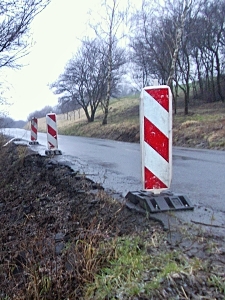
[2,0,101,121]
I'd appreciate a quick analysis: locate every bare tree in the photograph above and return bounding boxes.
[130,0,208,114]
[90,0,128,125]
[202,0,225,102]
[130,0,225,112]
[133,0,193,86]
[130,0,176,86]
[173,0,205,114]
[129,38,156,88]
[27,105,54,121]
[0,0,50,117]
[51,38,121,123]
[185,0,225,104]
[166,0,193,87]
[0,0,50,69]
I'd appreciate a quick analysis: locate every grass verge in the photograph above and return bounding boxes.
[84,233,205,300]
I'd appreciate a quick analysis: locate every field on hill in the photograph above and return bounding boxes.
[25,96,225,150]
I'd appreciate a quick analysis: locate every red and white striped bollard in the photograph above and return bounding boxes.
[125,86,194,213]
[140,85,172,193]
[45,113,62,155]
[29,117,39,145]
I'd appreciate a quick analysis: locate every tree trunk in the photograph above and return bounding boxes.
[205,63,210,102]
[171,83,177,114]
[83,107,92,122]
[184,95,188,115]
[184,84,190,115]
[215,49,224,102]
[102,105,109,125]
[90,105,98,122]
[101,0,117,125]
[192,80,198,100]
[195,51,204,99]
[102,41,112,125]
[167,1,192,87]
[210,57,216,102]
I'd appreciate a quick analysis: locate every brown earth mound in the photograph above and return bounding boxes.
[0,139,224,299]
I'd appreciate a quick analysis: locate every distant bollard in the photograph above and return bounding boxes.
[45,113,62,155]
[29,117,39,145]
[140,85,172,194]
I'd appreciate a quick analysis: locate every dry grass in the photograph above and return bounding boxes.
[24,97,139,131]
[24,97,225,148]
[24,97,140,142]
[173,102,225,149]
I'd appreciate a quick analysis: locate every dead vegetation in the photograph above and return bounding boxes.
[0,135,224,299]
[173,102,225,150]
[24,97,225,150]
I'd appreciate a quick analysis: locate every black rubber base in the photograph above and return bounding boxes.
[45,149,62,156]
[125,190,194,213]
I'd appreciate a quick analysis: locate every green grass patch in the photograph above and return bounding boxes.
[84,235,203,299]
[208,274,225,294]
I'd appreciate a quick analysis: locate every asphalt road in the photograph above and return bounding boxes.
[2,128,225,236]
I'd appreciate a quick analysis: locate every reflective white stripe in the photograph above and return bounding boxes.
[32,124,38,130]
[47,133,58,149]
[31,132,37,139]
[143,141,171,187]
[143,90,169,137]
[46,116,57,130]
[31,121,38,129]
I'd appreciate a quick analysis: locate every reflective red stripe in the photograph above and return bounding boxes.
[48,141,55,148]
[144,117,169,162]
[31,125,37,133]
[47,125,57,138]
[144,167,168,190]
[145,88,169,112]
[48,114,56,122]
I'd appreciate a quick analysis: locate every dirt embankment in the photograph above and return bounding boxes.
[0,141,159,298]
[0,138,225,299]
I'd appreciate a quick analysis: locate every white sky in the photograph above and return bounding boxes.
[2,0,100,120]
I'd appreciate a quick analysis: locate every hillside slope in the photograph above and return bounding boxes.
[25,98,225,150]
